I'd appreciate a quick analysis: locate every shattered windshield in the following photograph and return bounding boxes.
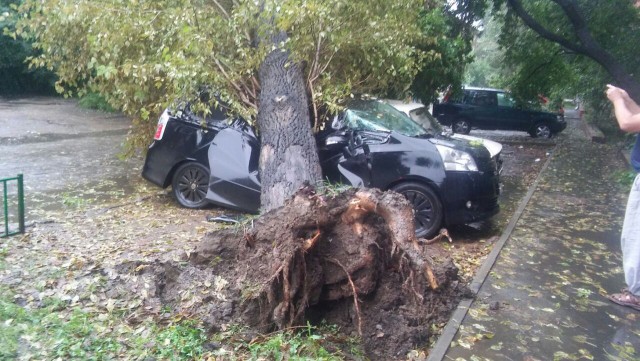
[344,100,429,137]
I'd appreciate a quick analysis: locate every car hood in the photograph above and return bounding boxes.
[448,133,502,158]
[424,135,491,160]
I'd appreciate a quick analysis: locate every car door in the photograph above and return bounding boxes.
[316,108,383,187]
[465,90,500,129]
[317,129,373,188]
[495,92,531,131]
[206,124,262,212]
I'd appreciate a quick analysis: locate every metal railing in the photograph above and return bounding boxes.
[1,174,25,238]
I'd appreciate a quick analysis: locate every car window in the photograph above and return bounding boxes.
[446,89,465,103]
[462,90,475,105]
[468,90,497,107]
[408,107,442,133]
[184,102,231,124]
[497,92,516,108]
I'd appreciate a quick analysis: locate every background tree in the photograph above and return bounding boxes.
[464,13,509,88]
[0,0,55,95]
[14,0,426,211]
[489,0,640,129]
[410,0,489,104]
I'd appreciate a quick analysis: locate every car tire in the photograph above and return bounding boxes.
[391,182,443,239]
[452,119,471,134]
[531,123,552,139]
[172,162,210,208]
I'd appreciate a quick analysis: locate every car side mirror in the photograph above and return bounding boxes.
[324,134,349,147]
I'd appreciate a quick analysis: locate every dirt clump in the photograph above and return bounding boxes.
[108,187,469,359]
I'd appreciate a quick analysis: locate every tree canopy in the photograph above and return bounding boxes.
[0,0,55,95]
[410,0,489,104]
[14,0,438,151]
[485,0,640,123]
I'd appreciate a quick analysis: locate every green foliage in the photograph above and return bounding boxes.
[151,320,208,359]
[61,192,89,209]
[317,179,353,197]
[0,285,210,360]
[465,14,507,88]
[0,0,56,95]
[489,0,640,130]
[214,322,363,360]
[1,293,358,360]
[614,169,638,188]
[0,292,121,360]
[411,1,489,104]
[15,0,426,153]
[78,92,116,112]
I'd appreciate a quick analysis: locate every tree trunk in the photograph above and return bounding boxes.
[257,31,323,212]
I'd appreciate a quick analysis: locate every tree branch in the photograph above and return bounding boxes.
[506,0,640,101]
[210,0,230,19]
[521,49,564,83]
[506,0,588,55]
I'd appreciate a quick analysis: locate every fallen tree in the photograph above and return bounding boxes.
[110,187,469,358]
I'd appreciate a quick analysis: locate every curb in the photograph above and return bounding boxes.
[585,124,606,144]
[621,150,631,168]
[426,145,558,361]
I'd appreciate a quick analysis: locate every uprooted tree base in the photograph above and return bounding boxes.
[109,187,471,359]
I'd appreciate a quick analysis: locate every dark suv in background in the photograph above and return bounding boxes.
[433,87,566,138]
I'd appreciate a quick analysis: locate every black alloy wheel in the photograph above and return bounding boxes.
[172,162,210,208]
[452,119,471,134]
[391,182,443,239]
[531,123,552,139]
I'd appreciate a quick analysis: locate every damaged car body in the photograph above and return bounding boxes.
[142,99,501,238]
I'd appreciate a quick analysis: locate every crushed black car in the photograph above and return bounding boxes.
[142,99,501,238]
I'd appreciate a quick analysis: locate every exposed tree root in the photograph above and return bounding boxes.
[327,257,363,336]
[424,228,453,245]
[124,186,466,359]
[189,187,452,330]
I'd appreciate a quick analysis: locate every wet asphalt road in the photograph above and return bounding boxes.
[0,97,142,219]
[436,112,640,360]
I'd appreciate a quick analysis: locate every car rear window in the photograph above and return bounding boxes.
[182,103,233,127]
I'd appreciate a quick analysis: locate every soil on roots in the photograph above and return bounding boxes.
[109,187,469,359]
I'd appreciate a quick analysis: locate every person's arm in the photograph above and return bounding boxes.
[606,84,640,133]
[623,92,640,114]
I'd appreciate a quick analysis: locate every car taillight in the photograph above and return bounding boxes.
[154,110,170,140]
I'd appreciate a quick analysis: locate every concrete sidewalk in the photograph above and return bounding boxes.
[430,114,640,360]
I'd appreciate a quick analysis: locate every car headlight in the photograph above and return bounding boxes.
[436,144,479,172]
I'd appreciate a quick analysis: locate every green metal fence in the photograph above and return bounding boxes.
[1,174,25,238]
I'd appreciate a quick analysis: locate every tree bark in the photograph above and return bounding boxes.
[506,0,640,102]
[257,31,322,212]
